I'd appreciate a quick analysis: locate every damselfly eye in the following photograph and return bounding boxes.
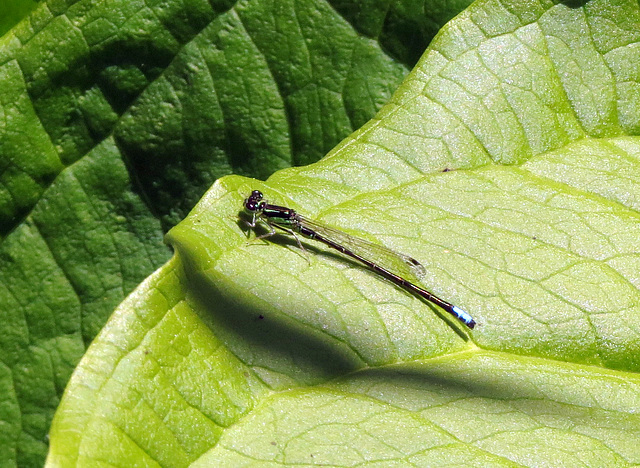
[251,190,263,200]
[244,200,258,211]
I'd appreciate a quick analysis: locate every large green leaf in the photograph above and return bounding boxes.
[46,0,640,466]
[1,0,450,466]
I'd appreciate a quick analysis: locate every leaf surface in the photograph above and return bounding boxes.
[0,0,426,466]
[44,0,640,466]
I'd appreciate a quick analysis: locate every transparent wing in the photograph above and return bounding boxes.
[297,215,427,281]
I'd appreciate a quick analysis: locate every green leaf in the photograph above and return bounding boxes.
[0,138,170,467]
[1,0,445,466]
[200,353,640,466]
[0,0,40,37]
[47,0,640,466]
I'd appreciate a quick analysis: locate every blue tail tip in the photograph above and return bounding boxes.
[452,306,476,329]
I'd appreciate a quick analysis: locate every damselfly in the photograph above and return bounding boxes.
[243,190,476,329]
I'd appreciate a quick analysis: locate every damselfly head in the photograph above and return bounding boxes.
[244,190,265,213]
